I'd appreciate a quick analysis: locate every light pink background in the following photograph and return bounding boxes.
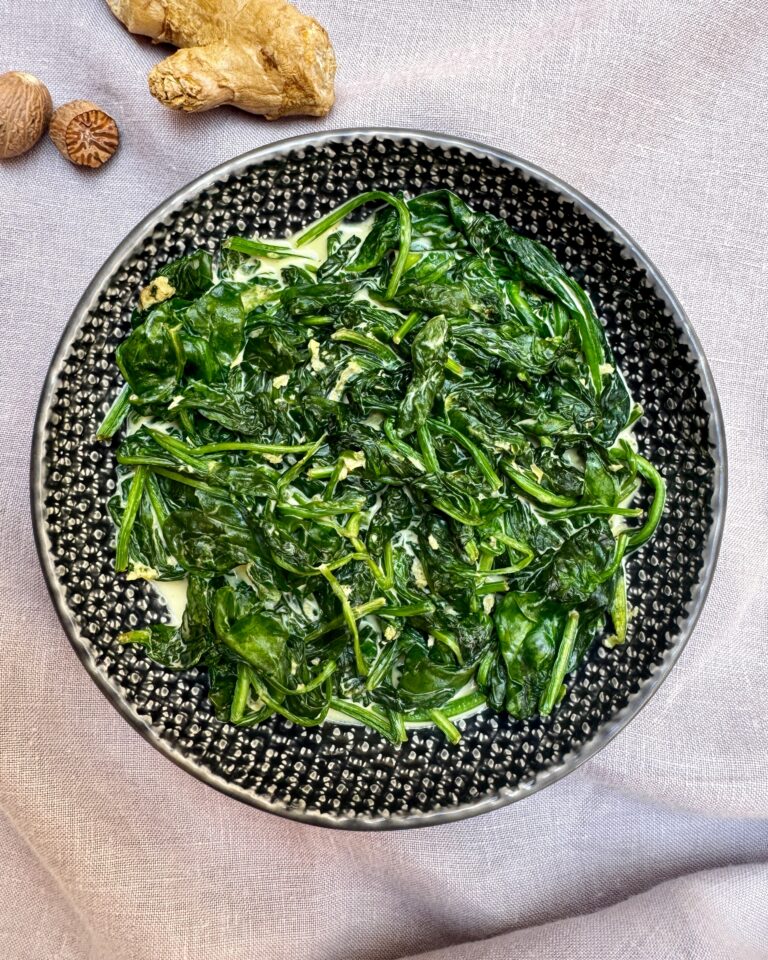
[1,1,767,957]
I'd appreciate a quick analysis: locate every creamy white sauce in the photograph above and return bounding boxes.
[562,447,585,470]
[363,411,384,430]
[360,613,384,641]
[152,579,188,627]
[232,215,375,284]
[302,595,321,622]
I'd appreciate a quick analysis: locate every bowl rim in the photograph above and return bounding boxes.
[30,128,728,830]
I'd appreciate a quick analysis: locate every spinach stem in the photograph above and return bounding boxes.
[627,454,666,548]
[233,706,274,727]
[382,540,395,590]
[432,630,464,664]
[566,296,605,397]
[393,310,421,344]
[610,444,667,548]
[230,663,251,723]
[476,580,510,596]
[431,420,502,490]
[416,424,441,473]
[388,710,407,743]
[224,235,315,260]
[348,536,389,589]
[147,428,217,472]
[151,467,227,498]
[379,602,434,617]
[115,467,147,572]
[299,315,335,326]
[307,465,335,479]
[328,698,400,742]
[365,641,398,692]
[537,503,642,520]
[502,462,577,507]
[599,533,629,583]
[293,659,338,693]
[144,473,169,525]
[177,410,196,439]
[473,558,531,579]
[606,569,628,648]
[277,501,363,519]
[246,669,328,726]
[323,454,347,501]
[296,191,412,300]
[332,328,400,363]
[427,709,462,744]
[96,383,131,440]
[277,434,326,490]
[444,357,465,377]
[539,610,580,715]
[406,690,486,722]
[383,419,427,470]
[319,564,368,676]
[193,440,317,455]
[434,499,484,526]
[305,597,387,643]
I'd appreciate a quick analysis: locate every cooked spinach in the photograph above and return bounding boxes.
[99,190,665,743]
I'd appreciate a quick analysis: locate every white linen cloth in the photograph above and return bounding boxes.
[1,1,767,957]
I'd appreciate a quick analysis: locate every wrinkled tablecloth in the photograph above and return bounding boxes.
[1,1,767,957]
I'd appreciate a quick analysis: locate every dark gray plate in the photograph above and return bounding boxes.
[31,130,726,829]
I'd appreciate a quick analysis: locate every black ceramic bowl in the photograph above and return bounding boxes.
[31,130,726,829]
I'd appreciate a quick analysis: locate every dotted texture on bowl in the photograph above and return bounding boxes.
[35,134,720,828]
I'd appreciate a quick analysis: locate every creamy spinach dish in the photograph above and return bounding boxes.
[100,190,665,744]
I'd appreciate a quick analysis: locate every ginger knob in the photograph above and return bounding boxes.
[0,71,53,159]
[107,0,336,119]
[50,100,119,168]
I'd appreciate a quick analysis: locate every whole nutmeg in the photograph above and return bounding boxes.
[0,71,53,159]
[50,100,119,168]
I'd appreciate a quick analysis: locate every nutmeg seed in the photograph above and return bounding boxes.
[0,71,53,159]
[50,100,119,168]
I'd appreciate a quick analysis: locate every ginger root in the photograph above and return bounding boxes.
[107,0,335,119]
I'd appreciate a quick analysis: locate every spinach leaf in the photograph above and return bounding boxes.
[175,368,279,436]
[157,249,213,301]
[495,593,563,718]
[181,281,246,379]
[116,312,184,405]
[163,499,257,575]
[546,519,616,603]
[397,314,447,434]
[213,583,288,679]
